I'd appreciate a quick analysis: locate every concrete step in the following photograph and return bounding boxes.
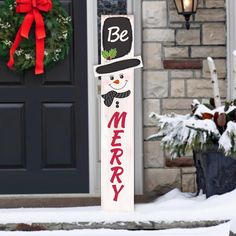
[0,195,155,208]
[0,220,229,231]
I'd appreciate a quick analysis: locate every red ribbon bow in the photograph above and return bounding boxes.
[8,0,52,74]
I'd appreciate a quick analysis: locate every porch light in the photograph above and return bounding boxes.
[174,0,198,30]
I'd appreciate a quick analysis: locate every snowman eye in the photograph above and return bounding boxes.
[110,75,114,80]
[120,74,124,79]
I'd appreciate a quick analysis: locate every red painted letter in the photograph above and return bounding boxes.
[110,166,124,183]
[112,184,124,201]
[110,148,123,165]
[111,130,124,147]
[108,112,127,129]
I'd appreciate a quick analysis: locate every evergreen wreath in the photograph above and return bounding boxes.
[0,0,72,73]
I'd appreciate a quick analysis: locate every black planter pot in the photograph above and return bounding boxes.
[193,147,236,198]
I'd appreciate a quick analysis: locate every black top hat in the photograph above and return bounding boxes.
[94,56,142,77]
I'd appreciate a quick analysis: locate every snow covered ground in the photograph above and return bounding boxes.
[0,223,231,236]
[231,219,236,234]
[0,189,235,234]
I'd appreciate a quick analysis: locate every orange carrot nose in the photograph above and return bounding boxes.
[113,79,120,84]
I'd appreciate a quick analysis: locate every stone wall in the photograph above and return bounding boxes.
[142,0,226,194]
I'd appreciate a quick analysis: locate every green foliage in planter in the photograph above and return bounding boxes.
[148,99,236,159]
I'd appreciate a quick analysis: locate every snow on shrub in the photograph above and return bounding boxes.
[148,99,236,159]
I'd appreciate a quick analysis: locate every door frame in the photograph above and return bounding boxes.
[0,0,143,202]
[87,0,144,194]
[226,0,236,100]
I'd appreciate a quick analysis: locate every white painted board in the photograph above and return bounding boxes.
[94,15,142,211]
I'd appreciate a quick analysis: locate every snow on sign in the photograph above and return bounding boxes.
[94,15,142,211]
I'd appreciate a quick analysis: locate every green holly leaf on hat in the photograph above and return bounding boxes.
[102,50,110,60]
[109,48,117,59]
[102,48,117,60]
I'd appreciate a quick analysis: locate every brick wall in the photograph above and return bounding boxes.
[142,0,226,194]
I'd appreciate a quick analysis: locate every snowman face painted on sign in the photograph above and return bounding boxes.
[108,73,128,91]
[101,70,131,108]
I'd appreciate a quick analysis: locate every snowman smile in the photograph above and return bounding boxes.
[109,80,128,91]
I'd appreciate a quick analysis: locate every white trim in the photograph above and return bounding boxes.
[87,0,99,194]
[127,0,133,13]
[129,0,144,195]
[87,0,143,194]
[226,0,236,100]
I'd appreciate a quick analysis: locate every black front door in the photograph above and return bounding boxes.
[0,0,89,194]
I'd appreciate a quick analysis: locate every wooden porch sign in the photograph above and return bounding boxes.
[94,15,142,211]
